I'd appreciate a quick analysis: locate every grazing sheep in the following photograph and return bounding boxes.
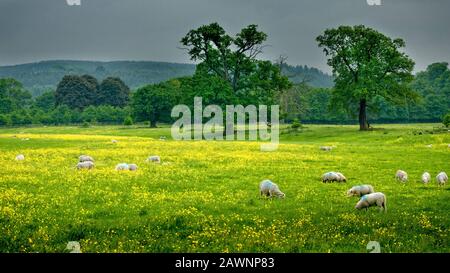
[320,146,333,151]
[115,163,129,171]
[422,172,431,184]
[355,192,387,212]
[147,155,161,163]
[347,185,374,197]
[79,155,94,163]
[128,164,138,171]
[259,180,285,198]
[111,139,118,143]
[15,154,25,161]
[322,171,346,183]
[436,172,448,186]
[395,170,408,183]
[77,161,94,170]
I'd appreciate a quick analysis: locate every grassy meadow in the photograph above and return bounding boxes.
[0,124,449,253]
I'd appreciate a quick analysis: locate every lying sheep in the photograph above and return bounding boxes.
[322,171,346,183]
[320,146,333,151]
[77,161,94,170]
[15,154,25,161]
[147,155,161,163]
[422,172,431,184]
[115,163,129,171]
[436,172,448,186]
[159,136,167,141]
[111,139,118,144]
[259,180,285,198]
[426,144,432,148]
[347,185,374,197]
[79,155,94,163]
[395,170,408,183]
[355,192,387,212]
[128,164,138,171]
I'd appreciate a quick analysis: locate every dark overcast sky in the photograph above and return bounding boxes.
[1,0,449,73]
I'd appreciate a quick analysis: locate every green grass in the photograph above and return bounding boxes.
[0,124,449,253]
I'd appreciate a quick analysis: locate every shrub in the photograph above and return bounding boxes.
[124,116,133,126]
[443,113,450,128]
[291,118,302,130]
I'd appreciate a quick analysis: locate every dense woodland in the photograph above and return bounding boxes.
[0,24,449,128]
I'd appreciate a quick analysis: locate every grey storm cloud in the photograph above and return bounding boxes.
[0,0,449,73]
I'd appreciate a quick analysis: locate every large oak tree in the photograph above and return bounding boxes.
[316,25,415,130]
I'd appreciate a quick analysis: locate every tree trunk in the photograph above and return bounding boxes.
[359,99,369,131]
[150,120,157,128]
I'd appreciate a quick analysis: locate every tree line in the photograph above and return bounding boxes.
[0,23,449,128]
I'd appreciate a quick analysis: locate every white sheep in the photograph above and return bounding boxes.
[147,155,161,163]
[322,171,346,183]
[128,164,138,171]
[259,180,285,198]
[111,139,118,143]
[320,146,333,151]
[15,154,25,161]
[77,161,94,170]
[347,185,374,197]
[395,170,408,183]
[115,163,129,171]
[421,172,431,184]
[66,241,82,253]
[425,144,432,148]
[79,155,94,163]
[436,172,448,186]
[159,136,167,141]
[355,192,387,212]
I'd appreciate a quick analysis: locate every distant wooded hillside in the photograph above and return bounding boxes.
[0,60,334,96]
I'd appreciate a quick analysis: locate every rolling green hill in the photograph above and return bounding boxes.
[0,60,334,96]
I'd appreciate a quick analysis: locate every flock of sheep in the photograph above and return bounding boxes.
[13,141,449,214]
[75,154,161,171]
[259,145,448,213]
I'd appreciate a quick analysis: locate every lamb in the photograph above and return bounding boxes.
[128,164,138,171]
[259,180,285,198]
[15,154,25,161]
[436,172,448,186]
[355,192,387,212]
[79,155,94,163]
[147,155,161,163]
[77,161,94,170]
[422,172,431,184]
[320,146,333,151]
[347,185,374,197]
[322,171,346,183]
[395,170,408,183]
[115,163,129,171]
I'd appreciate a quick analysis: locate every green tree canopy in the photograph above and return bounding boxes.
[0,78,32,114]
[97,77,130,107]
[181,23,291,105]
[55,75,97,109]
[316,25,416,130]
[131,79,181,127]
